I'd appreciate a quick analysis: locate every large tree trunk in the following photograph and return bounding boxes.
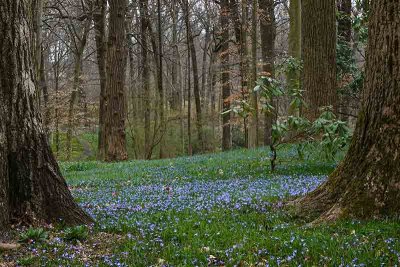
[259,0,276,146]
[94,0,107,160]
[103,0,128,161]
[293,0,400,221]
[302,0,337,120]
[220,0,232,151]
[0,0,92,232]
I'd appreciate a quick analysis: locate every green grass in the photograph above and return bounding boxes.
[2,145,400,266]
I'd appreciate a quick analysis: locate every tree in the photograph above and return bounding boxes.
[287,0,301,115]
[138,0,152,159]
[337,0,352,44]
[102,0,128,161]
[182,0,205,152]
[337,0,353,121]
[0,0,92,232]
[293,0,400,221]
[220,0,232,151]
[259,0,276,145]
[302,0,337,120]
[93,0,107,160]
[64,1,93,160]
[247,0,259,148]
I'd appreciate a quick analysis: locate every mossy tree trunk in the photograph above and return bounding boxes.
[293,0,400,221]
[302,0,337,120]
[0,0,93,233]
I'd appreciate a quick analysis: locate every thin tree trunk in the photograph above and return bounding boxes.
[53,41,61,156]
[157,0,166,159]
[93,0,107,160]
[40,47,51,136]
[248,0,259,148]
[220,0,232,151]
[259,0,276,146]
[171,0,180,111]
[302,0,337,120]
[337,0,353,121]
[337,0,352,44]
[187,38,193,156]
[182,0,204,152]
[293,0,400,221]
[287,0,301,116]
[66,19,91,160]
[231,0,249,146]
[139,0,151,159]
[201,23,211,111]
[66,51,84,160]
[0,0,92,232]
[103,0,128,161]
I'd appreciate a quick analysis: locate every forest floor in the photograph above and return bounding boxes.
[1,146,400,266]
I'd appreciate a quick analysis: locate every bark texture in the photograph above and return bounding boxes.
[103,0,128,161]
[182,0,204,152]
[302,0,337,120]
[337,0,352,44]
[287,0,301,108]
[140,0,151,159]
[0,0,92,232]
[259,0,276,146]
[220,0,232,151]
[247,0,259,149]
[94,0,107,160]
[293,0,400,221]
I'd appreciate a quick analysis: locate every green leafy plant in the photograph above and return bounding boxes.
[310,106,352,161]
[19,227,48,244]
[16,256,36,266]
[63,225,89,242]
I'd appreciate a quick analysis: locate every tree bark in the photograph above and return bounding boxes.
[337,0,353,121]
[139,0,152,159]
[0,0,92,232]
[157,0,166,159]
[293,0,400,221]
[302,0,337,120]
[287,0,301,116]
[170,0,180,111]
[182,0,204,152]
[220,0,232,151]
[259,0,276,146]
[337,0,352,44]
[93,0,107,160]
[248,0,259,149]
[230,0,249,147]
[65,17,91,160]
[103,0,128,161]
